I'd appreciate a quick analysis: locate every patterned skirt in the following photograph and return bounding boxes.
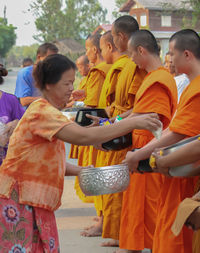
[0,184,60,253]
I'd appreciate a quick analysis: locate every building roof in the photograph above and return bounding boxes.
[120,0,191,12]
[54,38,85,55]
[92,24,112,35]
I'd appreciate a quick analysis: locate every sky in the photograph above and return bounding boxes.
[0,0,117,46]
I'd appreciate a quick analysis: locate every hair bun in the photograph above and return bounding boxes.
[0,64,8,77]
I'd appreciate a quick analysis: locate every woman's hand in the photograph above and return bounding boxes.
[123,151,139,173]
[132,113,161,132]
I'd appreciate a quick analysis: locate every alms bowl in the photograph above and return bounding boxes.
[163,135,200,177]
[102,132,132,151]
[75,108,108,126]
[78,164,130,196]
[62,107,81,121]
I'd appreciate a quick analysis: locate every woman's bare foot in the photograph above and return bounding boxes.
[101,239,119,247]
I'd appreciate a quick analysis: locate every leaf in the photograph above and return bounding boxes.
[22,234,31,247]
[10,189,18,203]
[2,231,14,242]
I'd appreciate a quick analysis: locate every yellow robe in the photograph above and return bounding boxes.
[97,57,147,240]
[69,76,88,160]
[75,62,111,208]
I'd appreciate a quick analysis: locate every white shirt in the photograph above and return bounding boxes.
[174,74,190,103]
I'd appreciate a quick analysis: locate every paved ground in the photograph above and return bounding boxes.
[3,70,150,253]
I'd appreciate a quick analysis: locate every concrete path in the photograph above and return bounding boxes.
[56,176,150,253]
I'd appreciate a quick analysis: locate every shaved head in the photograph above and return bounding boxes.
[102,31,116,49]
[76,55,90,76]
[129,30,160,56]
[76,55,89,65]
[87,33,102,52]
[169,29,200,60]
[113,15,139,38]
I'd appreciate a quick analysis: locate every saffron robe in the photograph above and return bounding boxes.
[152,75,200,253]
[119,67,178,250]
[69,76,88,160]
[97,58,146,240]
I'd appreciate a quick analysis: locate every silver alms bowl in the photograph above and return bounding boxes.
[78,164,130,196]
[163,135,200,177]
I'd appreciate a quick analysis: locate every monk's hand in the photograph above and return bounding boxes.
[122,151,139,173]
[192,191,200,201]
[93,143,108,152]
[72,89,86,101]
[151,150,171,177]
[185,207,200,231]
[133,113,161,132]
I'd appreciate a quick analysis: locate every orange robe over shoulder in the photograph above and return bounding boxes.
[152,75,200,253]
[119,67,178,251]
[75,62,111,207]
[96,58,147,240]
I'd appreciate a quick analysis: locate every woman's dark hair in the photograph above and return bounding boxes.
[33,54,76,90]
[0,64,8,85]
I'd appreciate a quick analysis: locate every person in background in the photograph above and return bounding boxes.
[168,56,189,103]
[22,58,33,68]
[15,42,58,108]
[164,51,171,70]
[0,54,160,252]
[0,64,24,165]
[166,54,189,102]
[66,55,90,107]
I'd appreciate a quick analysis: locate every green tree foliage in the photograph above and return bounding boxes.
[30,0,107,42]
[112,0,127,19]
[0,18,16,58]
[6,44,39,67]
[182,0,200,27]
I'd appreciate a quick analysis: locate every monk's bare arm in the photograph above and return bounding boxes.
[110,109,133,122]
[154,139,200,169]
[127,131,186,162]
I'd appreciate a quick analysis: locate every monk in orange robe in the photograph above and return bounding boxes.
[81,16,146,244]
[73,34,111,221]
[117,30,178,253]
[123,29,200,253]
